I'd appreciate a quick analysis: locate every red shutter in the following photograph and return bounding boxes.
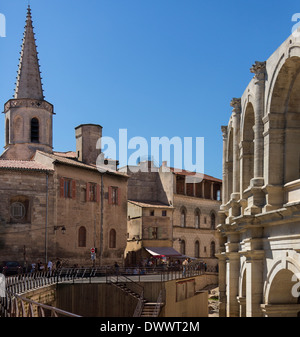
[108,186,112,204]
[118,187,121,205]
[60,178,64,198]
[86,183,90,202]
[96,184,100,202]
[72,180,76,199]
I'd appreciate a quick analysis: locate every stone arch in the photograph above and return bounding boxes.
[268,56,300,186]
[240,102,255,194]
[194,208,201,228]
[264,255,300,305]
[13,115,23,143]
[109,228,116,248]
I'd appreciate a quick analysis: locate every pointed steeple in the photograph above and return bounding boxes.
[14,5,44,100]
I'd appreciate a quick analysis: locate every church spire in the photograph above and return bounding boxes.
[14,5,44,100]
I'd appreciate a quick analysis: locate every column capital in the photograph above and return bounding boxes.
[250,61,266,81]
[230,98,241,113]
[221,125,228,139]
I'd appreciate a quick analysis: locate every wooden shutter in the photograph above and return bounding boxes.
[60,178,64,198]
[86,183,90,202]
[96,184,100,202]
[72,180,76,199]
[117,188,121,205]
[108,186,112,204]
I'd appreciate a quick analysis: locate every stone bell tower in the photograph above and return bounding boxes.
[1,6,54,160]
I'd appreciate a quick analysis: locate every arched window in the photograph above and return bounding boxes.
[194,209,200,228]
[78,226,86,247]
[195,240,200,258]
[5,119,9,145]
[180,207,186,227]
[31,117,39,143]
[211,212,216,229]
[210,241,216,257]
[180,239,186,255]
[109,229,116,248]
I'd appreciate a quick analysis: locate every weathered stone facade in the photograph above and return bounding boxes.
[218,28,300,317]
[121,161,221,268]
[0,6,128,268]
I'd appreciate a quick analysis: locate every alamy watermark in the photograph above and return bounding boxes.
[0,13,6,38]
[292,13,300,38]
[96,129,204,183]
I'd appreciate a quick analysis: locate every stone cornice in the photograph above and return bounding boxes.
[4,98,54,114]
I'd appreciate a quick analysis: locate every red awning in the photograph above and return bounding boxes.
[145,247,183,257]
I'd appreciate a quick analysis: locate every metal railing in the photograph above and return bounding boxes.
[1,265,217,317]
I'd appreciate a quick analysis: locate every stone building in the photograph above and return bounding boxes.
[218,29,300,316]
[120,161,221,269]
[0,6,128,267]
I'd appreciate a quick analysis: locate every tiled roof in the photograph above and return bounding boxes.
[53,151,77,158]
[37,151,127,178]
[0,159,52,172]
[128,200,173,208]
[168,167,222,183]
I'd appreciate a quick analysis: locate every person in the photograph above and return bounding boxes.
[114,262,119,275]
[55,258,61,270]
[47,260,53,272]
[182,258,189,277]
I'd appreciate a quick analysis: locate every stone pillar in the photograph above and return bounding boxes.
[216,253,227,317]
[230,98,241,199]
[245,250,264,317]
[250,61,266,183]
[244,62,266,214]
[226,252,240,317]
[221,126,228,204]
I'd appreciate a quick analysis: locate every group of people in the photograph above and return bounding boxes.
[30,258,62,273]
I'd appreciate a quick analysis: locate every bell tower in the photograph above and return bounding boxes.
[1,6,54,160]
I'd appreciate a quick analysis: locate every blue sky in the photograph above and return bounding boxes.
[0,0,299,179]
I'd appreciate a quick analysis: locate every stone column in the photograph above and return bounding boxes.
[216,253,227,317]
[244,61,266,214]
[210,182,214,200]
[221,126,228,204]
[226,252,240,317]
[245,250,264,317]
[230,98,241,199]
[250,61,266,185]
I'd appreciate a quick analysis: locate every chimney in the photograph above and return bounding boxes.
[75,124,102,165]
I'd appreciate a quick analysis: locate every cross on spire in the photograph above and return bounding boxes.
[14,5,44,100]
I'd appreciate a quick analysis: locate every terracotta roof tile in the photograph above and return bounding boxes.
[168,167,222,183]
[0,159,52,172]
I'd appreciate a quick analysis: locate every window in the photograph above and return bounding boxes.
[195,209,200,228]
[162,210,167,216]
[5,119,9,145]
[148,227,162,239]
[211,213,216,229]
[10,202,25,220]
[108,186,120,205]
[180,207,186,227]
[210,241,216,257]
[78,226,86,247]
[86,183,100,202]
[150,210,155,216]
[31,118,39,143]
[10,196,30,223]
[195,240,200,258]
[60,178,76,199]
[180,239,186,255]
[109,229,116,248]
